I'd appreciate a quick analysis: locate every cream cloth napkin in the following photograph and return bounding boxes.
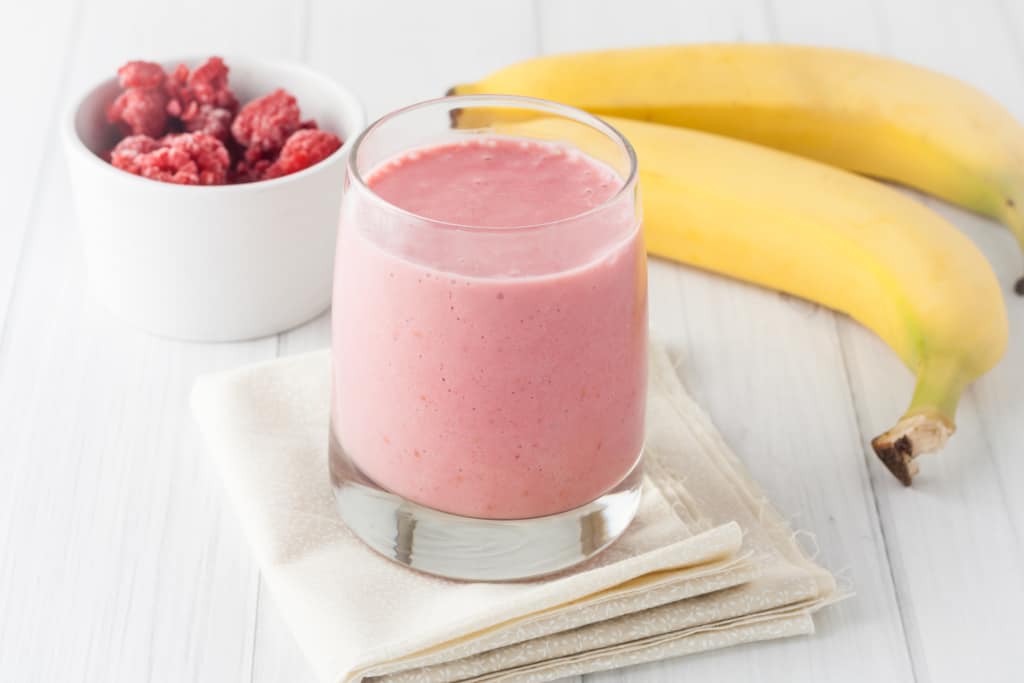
[191,343,839,682]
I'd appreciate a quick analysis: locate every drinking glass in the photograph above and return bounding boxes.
[330,95,647,580]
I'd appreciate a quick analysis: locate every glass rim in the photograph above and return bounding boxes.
[345,94,639,234]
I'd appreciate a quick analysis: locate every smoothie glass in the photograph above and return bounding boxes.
[330,95,647,580]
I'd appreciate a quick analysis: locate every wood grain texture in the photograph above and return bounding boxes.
[0,0,1022,682]
[0,0,304,680]
[772,2,1024,682]
[305,0,539,120]
[0,1,78,336]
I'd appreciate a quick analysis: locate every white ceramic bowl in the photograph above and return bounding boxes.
[63,56,365,341]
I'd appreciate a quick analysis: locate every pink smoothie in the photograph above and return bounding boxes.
[332,137,646,519]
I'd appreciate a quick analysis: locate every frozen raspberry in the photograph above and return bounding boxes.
[231,89,301,160]
[164,57,237,123]
[117,61,166,89]
[110,132,230,185]
[106,87,169,138]
[164,63,191,117]
[262,129,342,180]
[231,158,272,184]
[109,135,161,173]
[103,56,330,185]
[187,56,237,110]
[182,104,234,142]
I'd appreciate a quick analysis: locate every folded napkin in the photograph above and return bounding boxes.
[191,343,839,682]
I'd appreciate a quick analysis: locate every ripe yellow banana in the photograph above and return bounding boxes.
[452,44,1024,292]
[487,115,1008,484]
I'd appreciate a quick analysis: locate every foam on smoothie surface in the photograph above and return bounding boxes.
[365,138,622,227]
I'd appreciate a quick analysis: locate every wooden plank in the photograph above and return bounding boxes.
[278,312,331,357]
[304,0,540,120]
[538,0,772,51]
[776,1,1024,681]
[249,313,328,683]
[919,0,1024,536]
[884,0,1024,548]
[763,0,888,47]
[0,154,268,683]
[536,2,913,682]
[0,0,305,680]
[0,1,77,339]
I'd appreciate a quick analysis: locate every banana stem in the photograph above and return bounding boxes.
[1000,199,1024,295]
[871,412,955,485]
[870,357,964,485]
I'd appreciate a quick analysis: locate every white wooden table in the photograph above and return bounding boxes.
[2,0,1022,681]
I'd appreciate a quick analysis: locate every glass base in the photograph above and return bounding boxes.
[329,430,643,581]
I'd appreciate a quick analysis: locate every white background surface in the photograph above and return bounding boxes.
[2,0,1023,681]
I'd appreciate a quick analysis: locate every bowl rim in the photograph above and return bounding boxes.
[63,54,366,193]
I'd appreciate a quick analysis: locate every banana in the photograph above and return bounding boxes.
[451,44,1024,292]
[488,115,1008,484]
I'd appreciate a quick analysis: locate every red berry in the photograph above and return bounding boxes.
[262,129,342,179]
[105,56,330,186]
[169,63,189,84]
[106,87,169,138]
[109,132,230,185]
[117,61,166,89]
[231,158,272,184]
[231,89,301,159]
[164,63,191,117]
[182,104,234,142]
[164,57,238,127]
[187,56,237,111]
[110,135,160,172]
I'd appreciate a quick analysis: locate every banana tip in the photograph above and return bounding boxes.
[870,413,953,486]
[1015,275,1024,296]
[871,435,918,486]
